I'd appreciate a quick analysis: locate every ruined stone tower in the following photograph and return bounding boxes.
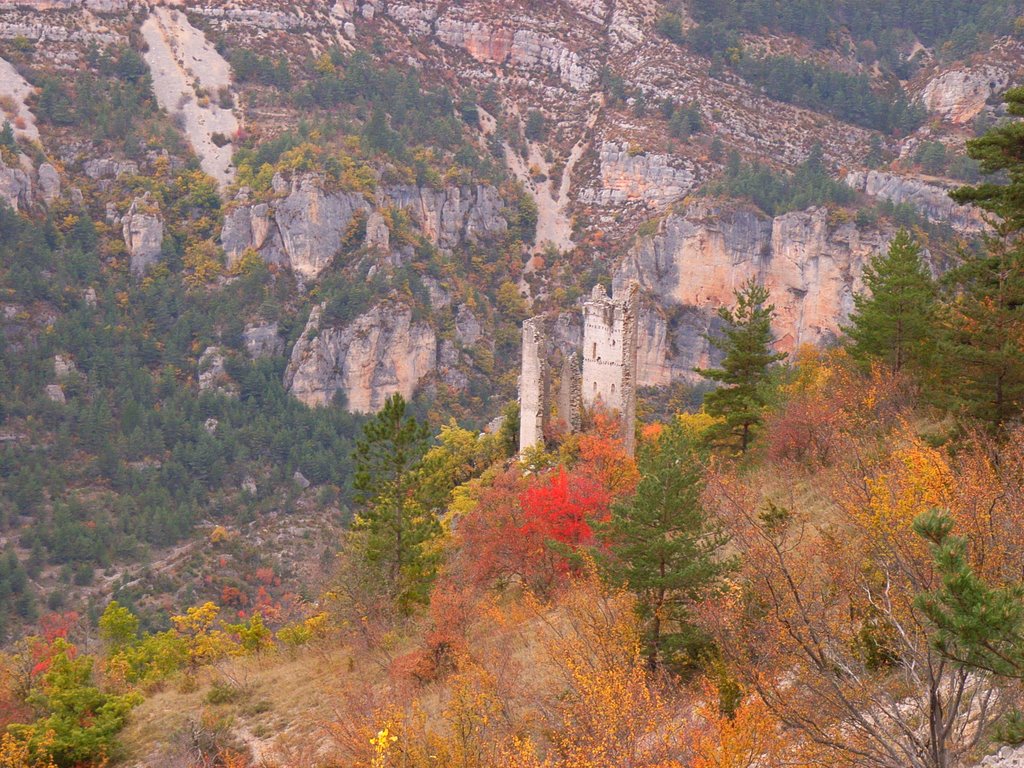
[518,282,638,455]
[518,316,550,452]
[581,282,639,455]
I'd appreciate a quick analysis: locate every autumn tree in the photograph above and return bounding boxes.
[10,639,141,767]
[598,421,735,671]
[706,434,1007,768]
[844,229,937,374]
[352,393,440,612]
[520,467,609,550]
[697,279,786,452]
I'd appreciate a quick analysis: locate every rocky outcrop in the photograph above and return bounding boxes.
[222,177,369,279]
[0,157,31,211]
[242,322,284,359]
[221,176,507,280]
[284,303,437,412]
[455,306,482,345]
[82,158,138,180]
[921,66,1009,124]
[580,143,697,208]
[197,345,236,395]
[122,195,164,275]
[432,17,596,89]
[383,184,507,248]
[845,170,987,232]
[37,163,59,203]
[981,744,1024,768]
[271,176,369,280]
[615,201,893,384]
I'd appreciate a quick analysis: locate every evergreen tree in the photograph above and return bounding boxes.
[938,236,1024,429]
[0,120,14,151]
[598,422,735,672]
[951,86,1024,232]
[939,87,1024,429]
[914,508,1024,678]
[844,229,937,373]
[351,393,439,612]
[696,279,787,452]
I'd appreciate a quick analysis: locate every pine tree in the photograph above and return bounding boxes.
[950,86,1024,232]
[696,279,787,452]
[598,422,735,671]
[0,121,14,151]
[914,508,1024,678]
[939,236,1024,429]
[939,87,1024,429]
[844,229,937,373]
[351,393,439,612]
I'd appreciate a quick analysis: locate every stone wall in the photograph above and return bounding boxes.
[518,315,549,452]
[581,283,637,452]
[519,283,638,454]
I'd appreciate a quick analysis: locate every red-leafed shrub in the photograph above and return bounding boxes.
[519,466,609,548]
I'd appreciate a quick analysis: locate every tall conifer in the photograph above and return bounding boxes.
[352,393,439,612]
[696,279,786,452]
[598,422,735,672]
[844,229,937,373]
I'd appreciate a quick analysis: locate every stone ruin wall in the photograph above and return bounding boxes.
[519,283,638,454]
[518,315,548,452]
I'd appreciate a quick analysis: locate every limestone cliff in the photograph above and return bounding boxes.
[284,303,438,412]
[222,175,507,280]
[920,65,1009,124]
[579,142,698,209]
[845,170,987,233]
[615,202,893,384]
[122,194,165,275]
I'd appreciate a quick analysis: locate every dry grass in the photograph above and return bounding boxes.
[120,644,357,766]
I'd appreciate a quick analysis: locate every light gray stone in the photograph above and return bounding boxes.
[242,322,284,359]
[44,384,65,403]
[122,195,164,275]
[284,302,437,412]
[37,163,59,203]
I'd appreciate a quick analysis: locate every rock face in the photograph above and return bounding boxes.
[197,346,236,395]
[614,201,892,384]
[284,303,437,412]
[242,323,284,359]
[921,66,1009,124]
[433,18,596,89]
[981,744,1024,768]
[845,170,987,233]
[268,175,369,280]
[82,158,138,180]
[580,142,697,208]
[0,157,31,211]
[122,195,164,275]
[37,163,59,203]
[221,176,507,280]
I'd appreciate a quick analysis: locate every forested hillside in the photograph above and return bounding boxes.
[0,0,1023,765]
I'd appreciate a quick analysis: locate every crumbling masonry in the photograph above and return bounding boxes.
[518,283,639,455]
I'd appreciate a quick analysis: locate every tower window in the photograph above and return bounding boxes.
[591,343,596,358]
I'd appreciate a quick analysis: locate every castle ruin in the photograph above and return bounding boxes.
[518,282,639,455]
